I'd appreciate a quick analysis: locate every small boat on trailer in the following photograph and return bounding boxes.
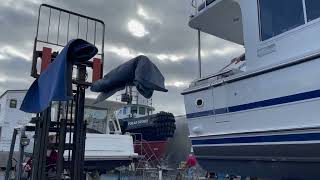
[183,0,320,178]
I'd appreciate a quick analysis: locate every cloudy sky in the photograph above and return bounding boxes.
[0,0,243,115]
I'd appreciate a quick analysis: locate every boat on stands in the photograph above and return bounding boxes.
[183,0,320,178]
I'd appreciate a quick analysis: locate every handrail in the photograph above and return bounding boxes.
[191,0,197,8]
[191,0,205,16]
[191,0,218,16]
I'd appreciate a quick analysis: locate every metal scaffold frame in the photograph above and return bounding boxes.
[31,4,105,80]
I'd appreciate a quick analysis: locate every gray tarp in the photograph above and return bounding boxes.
[90,55,168,103]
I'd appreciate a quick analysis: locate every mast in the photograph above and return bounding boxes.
[121,86,133,104]
[197,29,202,78]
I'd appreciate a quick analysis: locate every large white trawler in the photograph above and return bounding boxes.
[182,0,320,178]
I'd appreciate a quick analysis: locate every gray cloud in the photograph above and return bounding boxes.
[0,3,38,46]
[152,86,187,116]
[0,0,243,115]
[0,58,31,77]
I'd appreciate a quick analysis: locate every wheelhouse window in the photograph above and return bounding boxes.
[131,106,137,114]
[259,0,305,41]
[139,107,145,115]
[9,99,17,108]
[305,0,320,22]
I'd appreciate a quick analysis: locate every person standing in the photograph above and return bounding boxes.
[186,154,197,180]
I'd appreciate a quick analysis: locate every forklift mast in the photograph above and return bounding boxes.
[14,4,105,180]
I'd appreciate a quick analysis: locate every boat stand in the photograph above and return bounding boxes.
[5,4,105,180]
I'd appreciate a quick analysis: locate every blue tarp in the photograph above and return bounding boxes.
[20,39,98,113]
[91,55,168,103]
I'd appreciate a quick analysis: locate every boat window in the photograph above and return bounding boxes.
[84,108,107,121]
[131,106,137,114]
[139,107,146,115]
[9,99,17,108]
[123,107,127,115]
[305,0,320,22]
[259,0,305,41]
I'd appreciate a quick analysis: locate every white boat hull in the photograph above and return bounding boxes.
[183,56,320,178]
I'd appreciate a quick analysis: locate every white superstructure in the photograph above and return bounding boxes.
[115,88,154,119]
[183,0,320,178]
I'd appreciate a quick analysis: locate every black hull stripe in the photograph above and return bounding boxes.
[192,132,320,145]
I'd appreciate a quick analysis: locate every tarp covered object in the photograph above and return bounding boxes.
[20,39,98,113]
[91,55,168,103]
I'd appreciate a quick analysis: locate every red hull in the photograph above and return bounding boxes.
[134,140,168,161]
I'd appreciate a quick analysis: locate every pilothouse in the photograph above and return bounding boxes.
[183,0,320,178]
